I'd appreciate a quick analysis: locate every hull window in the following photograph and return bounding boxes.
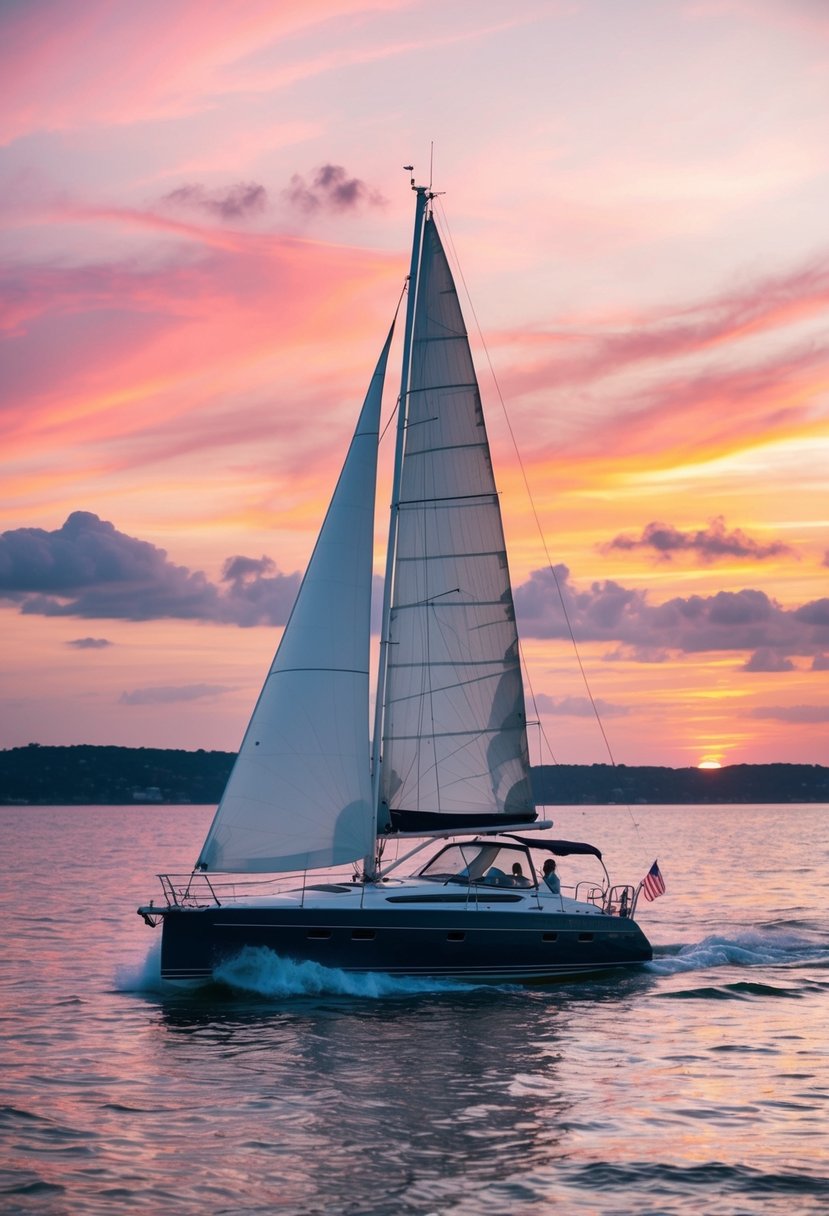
[351,929,376,941]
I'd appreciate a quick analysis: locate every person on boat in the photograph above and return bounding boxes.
[511,862,532,889]
[542,858,561,895]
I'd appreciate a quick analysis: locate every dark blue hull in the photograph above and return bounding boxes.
[159,904,653,985]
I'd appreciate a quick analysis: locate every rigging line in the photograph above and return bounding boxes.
[379,277,413,445]
[380,397,400,443]
[518,638,559,769]
[434,198,625,780]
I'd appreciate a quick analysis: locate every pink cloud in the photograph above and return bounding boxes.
[1,203,401,470]
[0,0,404,144]
[494,254,829,394]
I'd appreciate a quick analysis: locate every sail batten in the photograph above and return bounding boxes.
[398,494,499,506]
[407,382,479,393]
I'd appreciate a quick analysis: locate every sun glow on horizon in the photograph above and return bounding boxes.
[698,759,723,769]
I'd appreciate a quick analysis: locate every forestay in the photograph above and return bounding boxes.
[196,331,393,873]
[379,217,535,832]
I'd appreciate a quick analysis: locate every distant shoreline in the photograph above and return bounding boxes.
[1,744,827,806]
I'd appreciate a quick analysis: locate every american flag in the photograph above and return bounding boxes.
[641,860,666,902]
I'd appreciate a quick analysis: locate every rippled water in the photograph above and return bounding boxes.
[2,803,828,1214]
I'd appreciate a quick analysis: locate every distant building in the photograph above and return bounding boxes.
[132,786,163,802]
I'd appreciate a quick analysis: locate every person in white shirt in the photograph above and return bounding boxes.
[542,858,561,894]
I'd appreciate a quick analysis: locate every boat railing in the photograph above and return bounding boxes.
[573,881,639,919]
[604,884,638,918]
[158,873,220,907]
[574,881,606,909]
[156,871,313,908]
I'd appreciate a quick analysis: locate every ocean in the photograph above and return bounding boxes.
[1,803,828,1215]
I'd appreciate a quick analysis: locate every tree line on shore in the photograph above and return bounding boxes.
[1,743,827,806]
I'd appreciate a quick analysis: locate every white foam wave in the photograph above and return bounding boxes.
[648,928,826,976]
[114,939,163,992]
[214,946,471,999]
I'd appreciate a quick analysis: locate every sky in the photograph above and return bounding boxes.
[1,0,827,769]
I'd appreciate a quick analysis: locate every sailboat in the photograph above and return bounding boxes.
[139,182,653,985]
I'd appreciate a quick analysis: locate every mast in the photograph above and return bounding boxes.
[366,183,430,876]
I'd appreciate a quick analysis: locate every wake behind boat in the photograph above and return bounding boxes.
[138,179,653,984]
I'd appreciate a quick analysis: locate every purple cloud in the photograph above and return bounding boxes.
[793,598,829,627]
[513,564,829,663]
[66,637,112,649]
[0,512,300,626]
[284,165,385,214]
[605,516,793,564]
[162,181,267,221]
[742,648,795,672]
[5,516,828,672]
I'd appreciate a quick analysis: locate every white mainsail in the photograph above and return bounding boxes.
[197,331,393,873]
[379,216,535,831]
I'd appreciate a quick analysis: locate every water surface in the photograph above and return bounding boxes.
[1,804,828,1214]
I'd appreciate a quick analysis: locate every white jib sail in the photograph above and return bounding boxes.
[197,331,392,873]
[380,217,534,828]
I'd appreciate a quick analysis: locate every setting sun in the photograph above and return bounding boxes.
[698,760,723,769]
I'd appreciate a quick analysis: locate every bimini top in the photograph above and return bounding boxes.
[505,835,603,860]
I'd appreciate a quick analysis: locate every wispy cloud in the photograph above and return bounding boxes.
[1,206,400,466]
[120,684,229,705]
[0,2,404,144]
[162,182,268,222]
[535,694,629,717]
[494,255,829,472]
[497,255,829,389]
[65,636,112,649]
[747,704,829,724]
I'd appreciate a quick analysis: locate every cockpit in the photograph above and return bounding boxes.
[416,841,537,888]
